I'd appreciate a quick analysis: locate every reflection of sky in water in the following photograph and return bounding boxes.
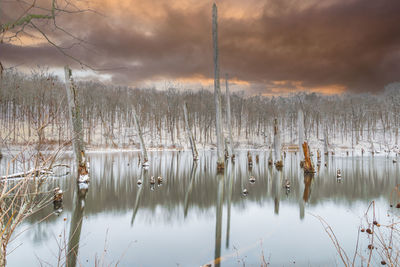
[4,151,400,266]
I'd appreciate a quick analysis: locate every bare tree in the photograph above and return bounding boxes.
[64,66,88,181]
[132,106,149,166]
[225,74,234,157]
[212,3,224,170]
[183,102,198,161]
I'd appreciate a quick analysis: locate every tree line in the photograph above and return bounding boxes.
[1,69,400,151]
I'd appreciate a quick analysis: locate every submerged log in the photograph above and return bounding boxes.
[302,142,315,173]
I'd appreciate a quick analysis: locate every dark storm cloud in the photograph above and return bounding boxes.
[1,0,400,93]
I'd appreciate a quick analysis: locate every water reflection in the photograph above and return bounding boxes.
[2,151,400,266]
[67,182,88,267]
[213,165,224,267]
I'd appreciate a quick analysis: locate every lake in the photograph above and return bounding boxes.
[3,151,399,266]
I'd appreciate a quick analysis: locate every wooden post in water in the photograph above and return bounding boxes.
[212,3,225,171]
[132,107,149,166]
[225,74,234,158]
[183,103,198,161]
[302,142,315,173]
[64,66,88,181]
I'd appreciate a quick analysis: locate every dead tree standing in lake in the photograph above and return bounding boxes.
[274,118,283,168]
[298,109,304,157]
[183,103,199,161]
[212,3,225,171]
[132,107,149,167]
[225,74,234,158]
[64,66,88,182]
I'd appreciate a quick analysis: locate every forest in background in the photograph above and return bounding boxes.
[1,69,400,152]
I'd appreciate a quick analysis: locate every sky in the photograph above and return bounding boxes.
[1,0,400,95]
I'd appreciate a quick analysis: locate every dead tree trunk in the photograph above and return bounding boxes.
[274,118,283,168]
[324,126,329,156]
[298,109,304,157]
[183,103,198,161]
[64,66,88,181]
[225,74,234,157]
[132,107,149,166]
[212,3,224,170]
[302,142,315,173]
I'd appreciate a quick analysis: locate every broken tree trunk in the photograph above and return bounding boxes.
[212,3,225,171]
[298,109,304,157]
[183,102,198,161]
[274,118,283,168]
[302,142,315,173]
[225,74,234,157]
[64,66,88,181]
[132,107,149,166]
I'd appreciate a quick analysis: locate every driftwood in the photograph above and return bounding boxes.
[1,164,70,180]
[302,142,315,173]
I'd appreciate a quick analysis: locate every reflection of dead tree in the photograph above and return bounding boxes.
[303,173,313,202]
[214,166,224,267]
[131,169,146,225]
[225,161,234,249]
[183,163,198,217]
[66,184,88,267]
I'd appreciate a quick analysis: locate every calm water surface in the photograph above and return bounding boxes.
[2,151,399,266]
